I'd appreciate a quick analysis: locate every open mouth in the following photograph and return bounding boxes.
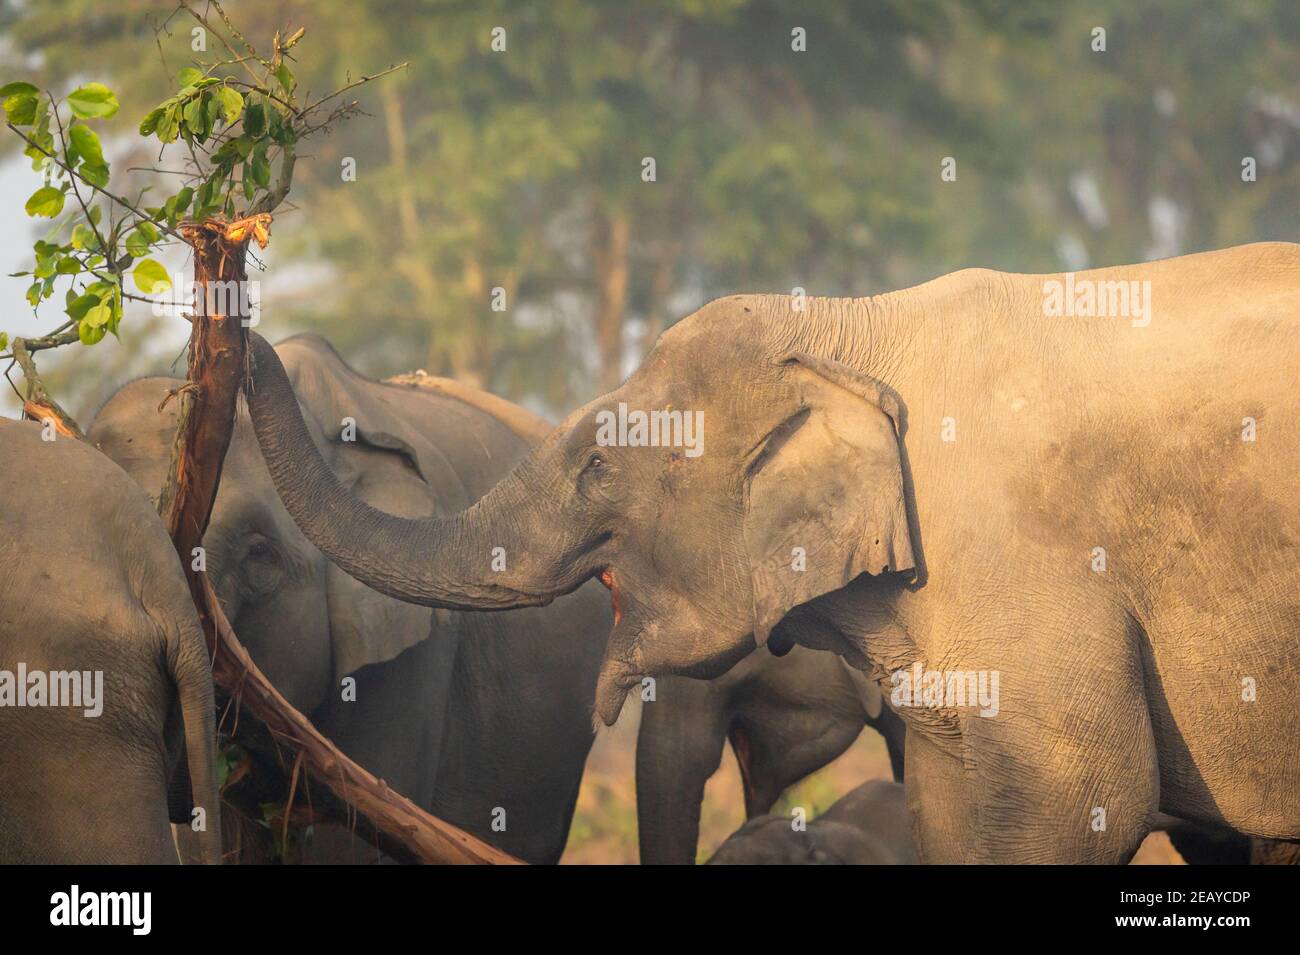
[593,566,641,726]
[598,567,621,626]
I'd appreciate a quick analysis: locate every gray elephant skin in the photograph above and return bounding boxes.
[235,242,1300,863]
[638,645,905,864]
[707,780,917,865]
[88,335,611,864]
[0,419,221,863]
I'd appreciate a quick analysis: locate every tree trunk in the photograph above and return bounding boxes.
[161,215,519,864]
[593,211,630,391]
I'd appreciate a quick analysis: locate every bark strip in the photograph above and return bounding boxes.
[161,214,520,865]
[201,575,520,865]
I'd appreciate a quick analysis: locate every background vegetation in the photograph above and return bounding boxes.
[2,0,1294,419]
[1,0,1292,861]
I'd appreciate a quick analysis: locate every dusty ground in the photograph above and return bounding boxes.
[561,697,1184,865]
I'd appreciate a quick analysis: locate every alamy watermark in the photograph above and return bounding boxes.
[595,402,704,458]
[890,662,999,718]
[0,664,103,717]
[50,885,150,935]
[149,271,261,326]
[1043,272,1151,327]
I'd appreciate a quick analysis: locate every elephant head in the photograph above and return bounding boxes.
[89,335,464,718]
[242,296,918,725]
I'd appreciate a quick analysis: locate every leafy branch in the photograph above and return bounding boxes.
[0,0,405,389]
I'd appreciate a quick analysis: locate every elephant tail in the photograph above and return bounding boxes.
[170,616,224,864]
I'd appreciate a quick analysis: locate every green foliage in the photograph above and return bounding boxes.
[0,3,382,364]
[65,82,119,119]
[1,0,1295,412]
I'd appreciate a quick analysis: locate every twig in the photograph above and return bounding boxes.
[10,337,86,440]
[7,123,184,242]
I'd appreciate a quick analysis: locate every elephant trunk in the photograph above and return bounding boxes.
[635,686,728,865]
[243,333,549,611]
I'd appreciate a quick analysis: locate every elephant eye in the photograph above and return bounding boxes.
[246,536,274,561]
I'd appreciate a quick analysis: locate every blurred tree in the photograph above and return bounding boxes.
[3,0,1295,414]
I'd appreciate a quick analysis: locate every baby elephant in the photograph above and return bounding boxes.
[0,419,221,863]
[707,780,917,865]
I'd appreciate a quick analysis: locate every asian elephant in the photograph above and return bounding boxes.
[237,242,1300,863]
[0,419,221,863]
[706,779,917,865]
[637,645,905,864]
[88,335,611,864]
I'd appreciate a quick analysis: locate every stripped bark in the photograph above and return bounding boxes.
[11,337,85,440]
[201,575,519,865]
[160,213,520,865]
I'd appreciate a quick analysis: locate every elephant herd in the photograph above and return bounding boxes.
[1,241,1297,864]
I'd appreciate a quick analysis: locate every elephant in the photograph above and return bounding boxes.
[706,779,917,865]
[235,241,1300,863]
[87,335,611,864]
[0,419,221,863]
[637,644,905,864]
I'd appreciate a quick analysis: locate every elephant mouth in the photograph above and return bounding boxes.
[593,567,642,727]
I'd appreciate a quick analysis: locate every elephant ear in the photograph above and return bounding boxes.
[275,335,470,496]
[744,352,916,646]
[275,335,472,678]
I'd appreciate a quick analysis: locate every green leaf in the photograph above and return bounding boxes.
[69,223,97,250]
[125,231,150,257]
[0,81,38,98]
[243,100,266,138]
[132,258,171,294]
[68,124,104,168]
[275,62,294,93]
[66,292,99,321]
[55,256,82,275]
[183,94,209,137]
[80,161,110,188]
[25,281,42,307]
[0,332,8,352]
[23,107,52,165]
[139,107,163,136]
[83,302,113,328]
[155,106,181,143]
[3,91,38,125]
[66,83,119,119]
[78,318,107,345]
[25,186,65,218]
[124,221,158,257]
[218,86,244,125]
[178,67,204,88]
[249,147,271,188]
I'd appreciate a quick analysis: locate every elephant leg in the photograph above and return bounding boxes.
[636,678,728,865]
[904,728,972,863]
[964,667,1159,863]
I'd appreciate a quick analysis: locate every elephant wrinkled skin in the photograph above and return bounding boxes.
[637,645,905,864]
[707,780,917,865]
[237,243,1300,863]
[89,336,610,864]
[0,419,221,864]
